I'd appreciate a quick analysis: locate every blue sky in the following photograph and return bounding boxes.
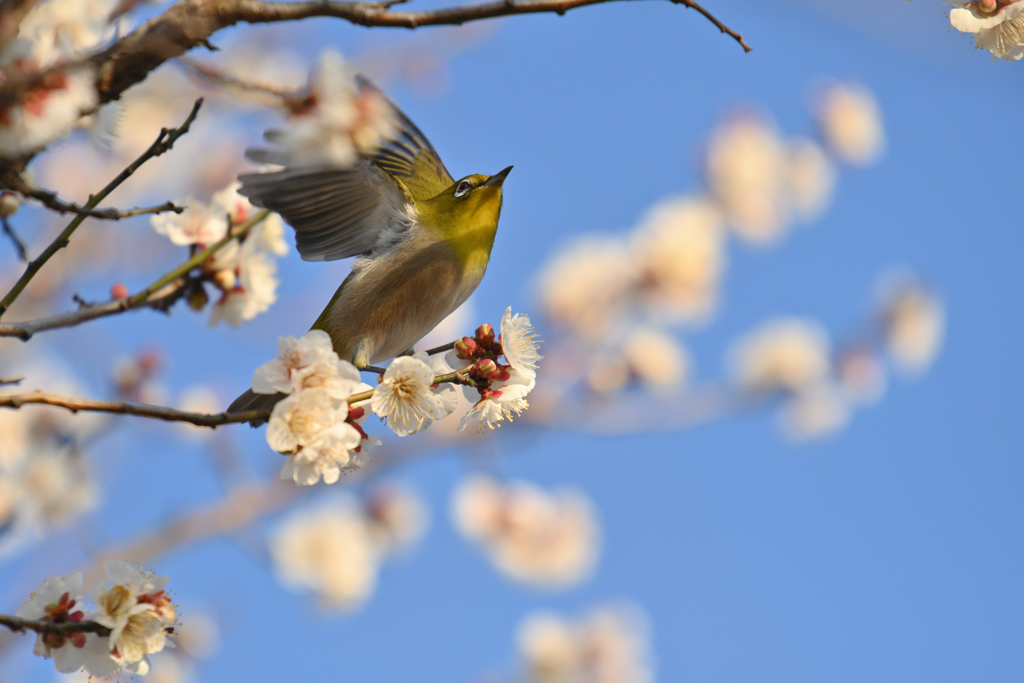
[2,1,1023,681]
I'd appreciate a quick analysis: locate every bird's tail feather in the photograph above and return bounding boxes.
[227,389,286,427]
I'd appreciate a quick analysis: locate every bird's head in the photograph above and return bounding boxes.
[418,166,512,263]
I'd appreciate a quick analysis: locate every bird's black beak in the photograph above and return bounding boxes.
[483,165,513,188]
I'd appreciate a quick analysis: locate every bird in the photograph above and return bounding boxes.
[228,78,512,419]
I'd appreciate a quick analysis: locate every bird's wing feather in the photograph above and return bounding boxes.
[237,162,413,262]
[239,77,449,262]
[357,75,454,201]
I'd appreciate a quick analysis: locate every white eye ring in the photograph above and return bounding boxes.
[454,180,472,198]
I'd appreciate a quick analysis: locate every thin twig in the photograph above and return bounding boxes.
[1,215,27,260]
[362,366,387,374]
[673,0,750,52]
[0,376,23,386]
[0,99,203,319]
[0,209,271,340]
[0,390,270,427]
[424,341,457,355]
[0,615,111,638]
[8,179,184,221]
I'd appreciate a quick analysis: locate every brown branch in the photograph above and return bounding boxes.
[10,179,184,220]
[0,390,270,427]
[0,99,203,319]
[176,55,294,103]
[0,208,271,340]
[1,215,27,260]
[0,615,111,638]
[86,0,748,108]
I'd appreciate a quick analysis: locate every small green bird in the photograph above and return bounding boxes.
[229,79,511,416]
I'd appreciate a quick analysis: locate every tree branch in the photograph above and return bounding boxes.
[1,215,27,261]
[9,179,184,221]
[0,615,111,638]
[0,390,271,427]
[85,0,747,110]
[0,208,271,340]
[0,99,202,319]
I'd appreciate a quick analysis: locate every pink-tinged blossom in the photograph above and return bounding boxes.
[949,0,1024,60]
[15,574,88,673]
[0,60,97,158]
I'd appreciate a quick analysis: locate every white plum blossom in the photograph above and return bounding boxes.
[151,199,230,247]
[86,561,177,677]
[537,236,636,337]
[206,236,280,327]
[255,50,398,167]
[270,503,380,611]
[704,112,790,244]
[786,137,837,223]
[517,606,653,683]
[0,61,98,158]
[949,0,1024,60]
[630,196,725,323]
[816,83,885,167]
[500,307,544,378]
[623,328,691,390]
[252,329,361,399]
[363,483,431,555]
[371,355,449,436]
[879,278,945,374]
[458,367,536,432]
[730,318,831,393]
[15,574,88,673]
[14,0,122,65]
[781,381,851,441]
[452,476,600,587]
[267,388,364,485]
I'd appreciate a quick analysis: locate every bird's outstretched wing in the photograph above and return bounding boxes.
[237,77,452,262]
[358,76,454,201]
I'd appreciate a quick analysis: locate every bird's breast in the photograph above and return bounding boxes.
[319,234,486,366]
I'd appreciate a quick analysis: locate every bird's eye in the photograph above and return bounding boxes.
[454,180,472,198]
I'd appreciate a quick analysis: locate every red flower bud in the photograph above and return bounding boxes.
[476,358,499,379]
[110,282,129,300]
[455,336,478,359]
[476,324,495,346]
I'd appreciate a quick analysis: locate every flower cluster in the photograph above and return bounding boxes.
[16,561,177,677]
[269,486,428,611]
[252,307,543,474]
[445,307,544,432]
[516,605,652,683]
[727,272,944,440]
[0,0,126,158]
[452,475,600,587]
[253,330,378,485]
[949,0,1024,61]
[534,84,883,404]
[250,49,398,168]
[150,182,287,327]
[0,364,99,544]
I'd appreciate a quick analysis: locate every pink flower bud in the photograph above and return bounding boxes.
[455,336,478,359]
[110,282,129,300]
[476,323,495,346]
[977,0,997,13]
[476,358,499,379]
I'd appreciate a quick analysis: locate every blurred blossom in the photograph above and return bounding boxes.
[270,502,380,611]
[949,0,1024,61]
[172,610,221,660]
[251,50,398,167]
[585,352,631,395]
[517,605,652,683]
[704,112,789,244]
[781,382,851,441]
[537,237,635,337]
[15,449,97,532]
[113,347,164,403]
[879,277,945,374]
[622,328,691,391]
[0,58,97,158]
[452,475,600,588]
[363,483,430,555]
[730,318,831,393]
[786,137,837,223]
[631,197,725,323]
[15,0,122,65]
[837,346,888,405]
[175,385,223,438]
[816,83,885,167]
